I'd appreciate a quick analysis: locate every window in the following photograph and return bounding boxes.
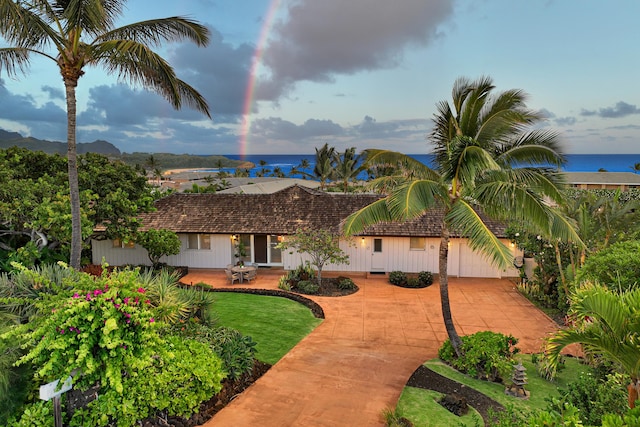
[373,238,383,253]
[112,238,135,249]
[410,237,425,250]
[188,234,210,250]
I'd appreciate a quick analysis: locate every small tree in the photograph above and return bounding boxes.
[277,228,350,285]
[136,229,181,268]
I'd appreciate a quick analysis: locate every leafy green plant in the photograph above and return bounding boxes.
[418,271,433,287]
[547,371,629,426]
[277,276,291,291]
[337,277,356,290]
[438,331,519,382]
[575,240,640,291]
[389,271,407,286]
[529,401,585,426]
[136,229,181,269]
[297,280,319,295]
[2,268,226,426]
[209,327,257,381]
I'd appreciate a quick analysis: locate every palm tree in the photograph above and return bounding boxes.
[314,143,336,189]
[343,76,581,355]
[543,283,640,408]
[632,162,640,174]
[333,147,366,191]
[0,0,211,269]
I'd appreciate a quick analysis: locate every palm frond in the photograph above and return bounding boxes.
[458,76,494,137]
[363,150,437,178]
[342,198,393,236]
[454,144,500,190]
[91,40,210,117]
[0,48,32,78]
[545,284,640,379]
[431,99,457,152]
[446,199,513,268]
[96,17,210,47]
[499,131,566,167]
[545,207,583,246]
[385,179,445,220]
[55,0,127,36]
[0,0,62,49]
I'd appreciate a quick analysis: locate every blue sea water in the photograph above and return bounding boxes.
[217,154,640,178]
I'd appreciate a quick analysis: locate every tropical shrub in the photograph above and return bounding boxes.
[575,240,640,291]
[1,268,226,426]
[209,327,257,381]
[438,331,520,382]
[417,271,433,287]
[297,280,319,295]
[389,271,407,286]
[277,276,291,291]
[405,277,420,288]
[547,371,630,426]
[337,277,356,290]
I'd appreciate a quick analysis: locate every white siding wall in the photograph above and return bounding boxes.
[93,234,520,278]
[91,234,235,268]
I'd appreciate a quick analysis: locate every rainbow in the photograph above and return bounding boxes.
[239,0,283,158]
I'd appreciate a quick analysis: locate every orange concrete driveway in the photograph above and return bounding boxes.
[181,269,560,427]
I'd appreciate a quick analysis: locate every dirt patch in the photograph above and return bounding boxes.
[406,365,504,425]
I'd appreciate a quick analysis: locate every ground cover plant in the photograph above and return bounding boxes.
[207,292,322,365]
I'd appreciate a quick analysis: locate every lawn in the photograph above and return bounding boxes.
[395,355,590,425]
[208,292,323,365]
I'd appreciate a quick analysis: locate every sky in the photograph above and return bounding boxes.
[1,0,639,156]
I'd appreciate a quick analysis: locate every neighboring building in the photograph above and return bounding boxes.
[91,185,520,278]
[565,172,640,191]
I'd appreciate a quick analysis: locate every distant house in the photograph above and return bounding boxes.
[565,172,640,191]
[91,185,520,278]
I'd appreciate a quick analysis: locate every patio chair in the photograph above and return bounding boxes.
[225,268,241,284]
[244,267,257,282]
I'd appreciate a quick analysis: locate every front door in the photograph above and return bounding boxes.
[254,234,268,264]
[371,238,386,272]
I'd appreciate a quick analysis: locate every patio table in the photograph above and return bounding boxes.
[231,265,256,283]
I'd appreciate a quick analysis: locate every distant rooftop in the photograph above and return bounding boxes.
[564,171,640,190]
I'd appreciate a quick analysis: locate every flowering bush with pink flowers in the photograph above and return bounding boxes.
[5,268,225,427]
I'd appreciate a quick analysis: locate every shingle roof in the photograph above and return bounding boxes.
[139,185,507,237]
[564,172,640,185]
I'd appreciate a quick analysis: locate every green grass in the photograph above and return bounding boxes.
[208,292,322,365]
[395,387,483,427]
[394,356,591,425]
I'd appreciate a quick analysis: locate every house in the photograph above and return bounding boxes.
[91,185,520,278]
[565,172,640,191]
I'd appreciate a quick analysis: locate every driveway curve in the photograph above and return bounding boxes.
[180,270,560,427]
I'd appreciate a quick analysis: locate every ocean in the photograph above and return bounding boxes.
[215,154,640,179]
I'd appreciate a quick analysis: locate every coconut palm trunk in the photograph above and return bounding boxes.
[439,226,463,354]
[65,77,82,268]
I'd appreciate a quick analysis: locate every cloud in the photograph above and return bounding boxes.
[581,101,640,118]
[250,117,344,140]
[168,27,255,117]
[255,0,454,101]
[249,114,430,151]
[41,85,65,100]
